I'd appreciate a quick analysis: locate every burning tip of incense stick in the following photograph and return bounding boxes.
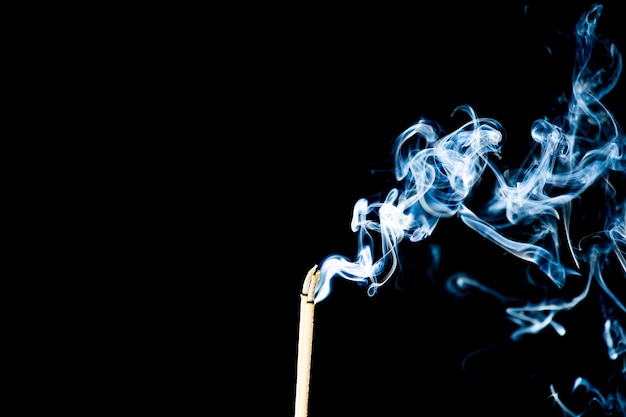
[301,264,319,299]
[307,270,320,304]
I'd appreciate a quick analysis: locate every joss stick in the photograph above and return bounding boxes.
[294,265,320,417]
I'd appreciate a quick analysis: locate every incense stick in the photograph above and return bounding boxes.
[294,265,320,417]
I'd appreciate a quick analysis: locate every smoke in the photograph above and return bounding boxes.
[313,4,625,415]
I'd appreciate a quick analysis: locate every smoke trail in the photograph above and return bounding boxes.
[312,3,625,415]
[314,105,503,302]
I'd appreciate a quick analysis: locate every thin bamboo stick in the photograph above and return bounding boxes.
[294,265,320,417]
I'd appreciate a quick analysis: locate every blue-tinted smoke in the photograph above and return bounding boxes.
[313,4,625,415]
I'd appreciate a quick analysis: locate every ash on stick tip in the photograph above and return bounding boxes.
[307,271,320,304]
[301,264,319,300]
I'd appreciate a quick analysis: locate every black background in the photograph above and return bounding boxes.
[215,1,625,416]
[20,1,624,415]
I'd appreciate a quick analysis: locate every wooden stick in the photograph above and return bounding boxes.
[294,265,320,417]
